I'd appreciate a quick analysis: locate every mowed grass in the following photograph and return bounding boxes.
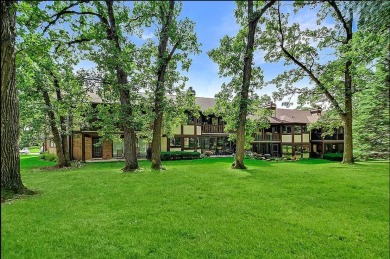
[2,156,389,258]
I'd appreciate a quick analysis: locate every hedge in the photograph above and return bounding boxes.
[39,152,57,162]
[160,151,201,161]
[323,153,343,161]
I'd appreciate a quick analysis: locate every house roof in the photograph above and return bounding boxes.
[271,108,320,124]
[87,92,320,124]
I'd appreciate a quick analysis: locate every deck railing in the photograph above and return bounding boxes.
[201,124,225,133]
[254,133,280,141]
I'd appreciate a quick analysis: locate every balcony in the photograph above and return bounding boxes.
[312,133,344,141]
[254,133,280,141]
[201,124,225,133]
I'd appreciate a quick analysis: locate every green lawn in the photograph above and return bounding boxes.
[2,156,389,258]
[28,146,41,153]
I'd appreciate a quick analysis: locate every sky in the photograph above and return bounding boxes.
[74,1,340,108]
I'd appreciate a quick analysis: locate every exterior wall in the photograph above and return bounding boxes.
[170,147,182,151]
[72,134,82,160]
[282,135,292,142]
[161,137,167,152]
[85,136,92,160]
[183,125,194,135]
[196,126,201,135]
[102,140,112,160]
[294,135,302,142]
[46,139,57,154]
[302,134,310,142]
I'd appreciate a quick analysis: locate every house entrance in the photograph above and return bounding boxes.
[272,144,279,157]
[92,137,102,158]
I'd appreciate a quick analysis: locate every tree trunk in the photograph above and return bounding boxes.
[106,0,138,171]
[53,76,71,163]
[342,106,353,163]
[342,59,354,164]
[341,11,354,164]
[151,112,163,170]
[1,0,25,195]
[41,90,70,167]
[150,0,175,170]
[119,82,138,172]
[233,0,256,169]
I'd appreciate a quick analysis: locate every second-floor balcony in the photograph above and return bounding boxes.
[202,124,225,133]
[254,133,280,141]
[311,133,344,141]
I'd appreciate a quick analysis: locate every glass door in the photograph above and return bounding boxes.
[92,137,102,158]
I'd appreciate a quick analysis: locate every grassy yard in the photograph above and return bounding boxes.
[2,156,389,258]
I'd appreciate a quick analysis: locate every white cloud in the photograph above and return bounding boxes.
[141,31,154,40]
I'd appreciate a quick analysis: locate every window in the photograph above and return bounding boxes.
[294,145,302,156]
[302,145,310,153]
[170,137,181,147]
[282,145,293,156]
[301,144,310,158]
[189,138,195,148]
[196,138,201,148]
[187,114,194,125]
[271,126,279,133]
[294,125,302,134]
[282,125,292,134]
[302,125,309,133]
[217,137,225,147]
[201,137,210,150]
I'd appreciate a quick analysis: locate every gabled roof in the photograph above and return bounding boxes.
[87,92,320,124]
[272,108,320,124]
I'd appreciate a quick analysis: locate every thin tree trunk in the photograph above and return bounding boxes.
[151,110,163,170]
[342,105,353,163]
[341,10,354,164]
[234,0,275,169]
[342,58,353,163]
[328,2,354,164]
[41,90,70,167]
[234,0,256,169]
[151,0,175,170]
[1,0,25,195]
[53,75,71,163]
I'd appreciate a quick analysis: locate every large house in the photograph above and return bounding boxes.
[44,93,344,161]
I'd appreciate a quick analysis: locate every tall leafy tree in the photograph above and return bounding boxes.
[41,0,146,171]
[1,1,25,197]
[209,0,275,169]
[260,0,378,164]
[350,1,389,157]
[133,0,200,170]
[17,2,90,168]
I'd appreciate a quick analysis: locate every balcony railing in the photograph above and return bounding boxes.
[254,133,280,141]
[312,133,344,140]
[201,124,225,133]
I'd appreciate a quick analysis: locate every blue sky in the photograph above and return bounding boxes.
[75,1,339,108]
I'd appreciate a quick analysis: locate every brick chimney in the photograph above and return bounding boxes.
[310,107,322,116]
[266,102,277,117]
[188,86,196,96]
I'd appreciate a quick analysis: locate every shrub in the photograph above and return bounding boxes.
[160,151,201,161]
[323,153,343,161]
[39,152,57,162]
